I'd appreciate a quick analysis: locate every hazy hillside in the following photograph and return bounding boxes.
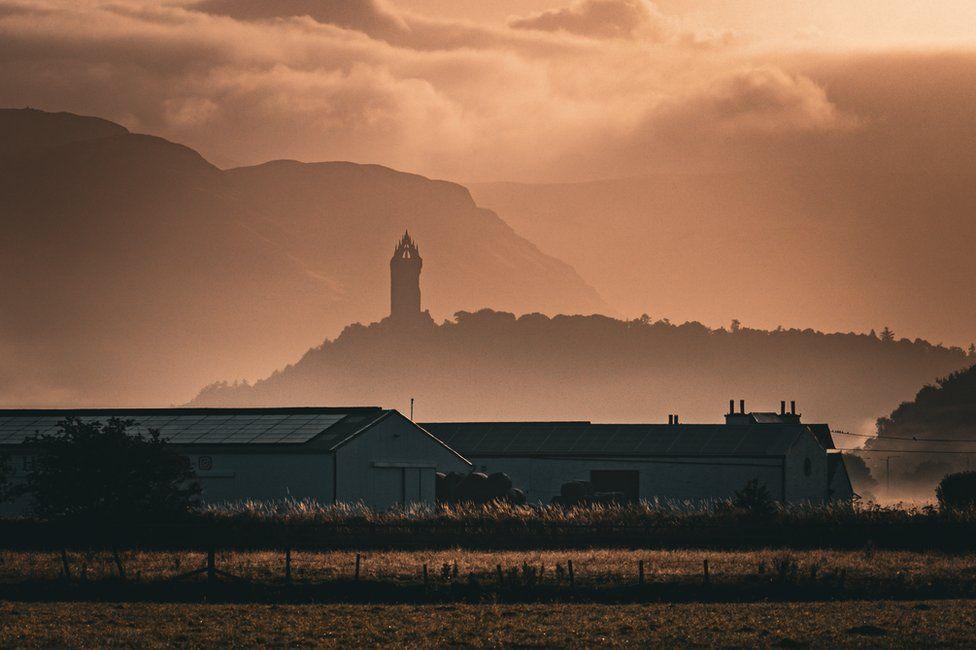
[192,310,973,434]
[869,364,976,452]
[855,364,976,499]
[470,171,976,348]
[0,109,604,407]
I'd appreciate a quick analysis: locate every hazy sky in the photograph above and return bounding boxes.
[2,0,976,350]
[2,0,974,182]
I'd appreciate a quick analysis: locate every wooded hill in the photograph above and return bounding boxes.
[193,310,972,433]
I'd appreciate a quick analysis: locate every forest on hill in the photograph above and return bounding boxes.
[848,364,976,498]
[193,310,973,435]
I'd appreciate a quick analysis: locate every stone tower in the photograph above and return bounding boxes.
[390,230,422,321]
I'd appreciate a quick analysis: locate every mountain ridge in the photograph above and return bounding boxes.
[0,108,606,407]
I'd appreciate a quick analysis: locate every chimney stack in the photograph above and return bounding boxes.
[780,400,786,415]
[668,414,673,425]
[739,399,745,414]
[674,414,679,425]
[790,400,796,415]
[729,399,735,415]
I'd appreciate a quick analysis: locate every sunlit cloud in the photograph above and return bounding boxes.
[0,0,971,182]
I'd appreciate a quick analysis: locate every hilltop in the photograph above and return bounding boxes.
[192,310,973,433]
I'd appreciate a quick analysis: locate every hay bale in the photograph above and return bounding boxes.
[560,480,593,500]
[506,488,527,505]
[486,472,513,494]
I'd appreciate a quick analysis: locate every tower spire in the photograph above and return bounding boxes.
[390,229,423,321]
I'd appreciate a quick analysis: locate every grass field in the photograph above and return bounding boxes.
[1,599,973,647]
[0,547,970,585]
[1,548,975,603]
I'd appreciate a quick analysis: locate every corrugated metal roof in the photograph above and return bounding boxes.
[421,422,815,457]
[0,407,385,447]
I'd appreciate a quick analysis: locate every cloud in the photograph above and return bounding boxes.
[188,0,409,42]
[508,0,670,41]
[668,66,855,134]
[1,0,971,184]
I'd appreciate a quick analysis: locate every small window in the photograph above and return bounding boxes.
[21,456,34,472]
[198,456,213,471]
[804,458,812,477]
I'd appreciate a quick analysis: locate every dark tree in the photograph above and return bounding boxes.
[880,326,896,342]
[733,478,775,515]
[23,418,201,521]
[936,471,976,511]
[0,453,10,503]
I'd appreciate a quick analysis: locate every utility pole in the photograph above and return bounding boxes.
[410,397,414,421]
[886,456,892,498]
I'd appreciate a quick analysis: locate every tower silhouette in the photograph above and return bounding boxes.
[390,230,422,322]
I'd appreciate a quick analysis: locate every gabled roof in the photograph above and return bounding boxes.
[0,407,386,447]
[421,421,822,458]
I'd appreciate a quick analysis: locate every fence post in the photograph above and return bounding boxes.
[285,548,292,584]
[60,549,72,582]
[638,559,644,586]
[355,553,361,581]
[496,564,503,586]
[423,563,429,590]
[568,560,575,589]
[112,548,126,580]
[207,548,216,584]
[702,558,709,587]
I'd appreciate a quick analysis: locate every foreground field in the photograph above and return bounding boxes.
[2,548,976,603]
[1,547,971,586]
[1,599,972,647]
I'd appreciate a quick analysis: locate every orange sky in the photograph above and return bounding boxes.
[2,0,975,349]
[2,0,974,181]
[401,0,976,47]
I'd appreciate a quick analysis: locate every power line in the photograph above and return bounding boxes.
[840,448,976,455]
[832,430,976,444]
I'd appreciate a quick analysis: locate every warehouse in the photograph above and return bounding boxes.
[0,406,470,515]
[424,402,854,505]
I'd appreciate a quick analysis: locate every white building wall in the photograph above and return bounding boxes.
[186,452,334,505]
[335,413,469,510]
[783,431,830,504]
[469,456,785,504]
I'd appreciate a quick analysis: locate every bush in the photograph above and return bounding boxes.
[22,417,201,522]
[733,479,775,515]
[936,471,976,511]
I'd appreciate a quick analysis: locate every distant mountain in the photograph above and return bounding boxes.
[0,107,128,158]
[192,309,973,434]
[0,109,605,407]
[470,171,976,347]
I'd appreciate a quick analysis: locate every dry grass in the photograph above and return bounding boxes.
[0,547,972,590]
[205,498,929,526]
[2,599,974,647]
